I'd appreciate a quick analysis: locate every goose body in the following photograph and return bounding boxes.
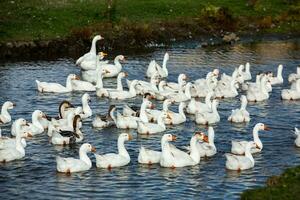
[92,105,116,128]
[101,55,125,78]
[231,123,270,154]
[268,64,283,85]
[137,112,169,134]
[246,76,270,102]
[0,101,15,124]
[36,74,78,93]
[56,143,96,173]
[288,67,300,83]
[146,53,169,78]
[195,100,220,125]
[95,133,132,168]
[108,80,139,100]
[294,128,300,147]
[281,79,300,100]
[228,95,250,123]
[196,127,217,157]
[187,92,213,114]
[225,142,256,170]
[0,119,27,162]
[166,102,186,125]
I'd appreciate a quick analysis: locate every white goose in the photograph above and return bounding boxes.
[195,100,220,125]
[101,55,125,78]
[95,133,132,169]
[137,112,170,134]
[281,79,300,100]
[268,64,283,85]
[187,92,213,114]
[246,75,270,102]
[228,95,250,123]
[225,141,256,171]
[294,128,300,147]
[160,133,207,168]
[240,62,252,81]
[166,102,187,125]
[79,93,92,119]
[215,78,238,98]
[288,67,300,83]
[231,123,270,154]
[96,72,127,97]
[0,121,28,149]
[196,128,216,157]
[138,134,172,165]
[145,99,173,122]
[56,143,96,173]
[0,119,27,162]
[146,53,169,78]
[12,110,46,136]
[108,80,139,100]
[0,101,15,124]
[71,78,97,92]
[164,73,187,92]
[168,82,193,103]
[76,35,104,70]
[36,74,79,93]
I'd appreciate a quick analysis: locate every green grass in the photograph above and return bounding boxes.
[0,0,298,42]
[241,166,300,200]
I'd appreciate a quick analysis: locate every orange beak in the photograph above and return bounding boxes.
[91,146,96,153]
[128,134,133,141]
[202,134,209,143]
[167,113,172,120]
[172,135,177,141]
[150,104,155,109]
[264,125,271,131]
[124,72,128,77]
[27,132,33,138]
[75,75,80,80]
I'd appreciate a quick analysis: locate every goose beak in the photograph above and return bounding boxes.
[256,144,261,149]
[74,132,80,139]
[167,113,172,120]
[27,132,33,138]
[264,125,271,131]
[172,135,177,141]
[42,113,47,118]
[128,134,133,141]
[124,72,128,77]
[12,103,16,106]
[75,75,80,80]
[91,146,96,153]
[203,135,209,143]
[104,69,110,74]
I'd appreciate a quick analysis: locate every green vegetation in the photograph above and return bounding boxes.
[0,0,299,42]
[241,166,300,200]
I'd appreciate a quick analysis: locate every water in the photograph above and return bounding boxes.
[0,39,300,199]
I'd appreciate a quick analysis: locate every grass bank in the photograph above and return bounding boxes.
[0,0,299,60]
[241,165,300,200]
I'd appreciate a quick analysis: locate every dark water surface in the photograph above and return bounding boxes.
[0,39,300,199]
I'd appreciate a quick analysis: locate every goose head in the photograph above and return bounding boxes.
[255,123,270,131]
[162,134,177,142]
[194,131,209,143]
[144,100,155,109]
[94,35,103,41]
[81,143,96,153]
[212,69,220,77]
[3,101,15,110]
[119,133,133,142]
[82,93,91,104]
[119,72,128,79]
[68,74,80,81]
[33,110,46,120]
[116,55,125,62]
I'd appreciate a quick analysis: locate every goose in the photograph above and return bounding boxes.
[127,72,160,95]
[240,62,252,81]
[187,92,213,114]
[153,80,176,100]
[36,74,79,93]
[196,127,216,157]
[0,118,28,162]
[79,93,92,119]
[164,74,187,92]
[219,68,238,85]
[51,115,82,145]
[76,35,104,70]
[195,100,220,125]
[281,79,300,100]
[288,67,300,83]
[146,52,169,78]
[168,82,193,103]
[268,64,283,85]
[12,110,46,136]
[101,55,125,78]
[166,102,187,125]
[145,99,173,122]
[71,78,97,92]
[95,133,132,169]
[231,123,270,154]
[79,51,108,71]
[225,141,256,171]
[92,105,116,128]
[0,101,15,124]
[160,132,207,168]
[294,128,300,147]
[138,134,172,165]
[122,93,154,117]
[56,143,96,173]
[0,124,28,149]
[246,75,270,102]
[241,73,262,91]
[96,72,127,97]
[228,95,250,123]
[193,75,218,98]
[112,100,153,129]
[214,78,238,98]
[137,112,170,134]
[194,69,219,87]
[108,80,139,100]
[46,100,74,121]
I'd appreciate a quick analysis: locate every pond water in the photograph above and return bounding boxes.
[0,39,300,199]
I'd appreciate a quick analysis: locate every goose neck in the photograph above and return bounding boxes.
[66,76,73,90]
[190,136,200,164]
[118,138,130,159]
[139,102,149,123]
[116,74,124,91]
[79,149,92,167]
[90,37,98,54]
